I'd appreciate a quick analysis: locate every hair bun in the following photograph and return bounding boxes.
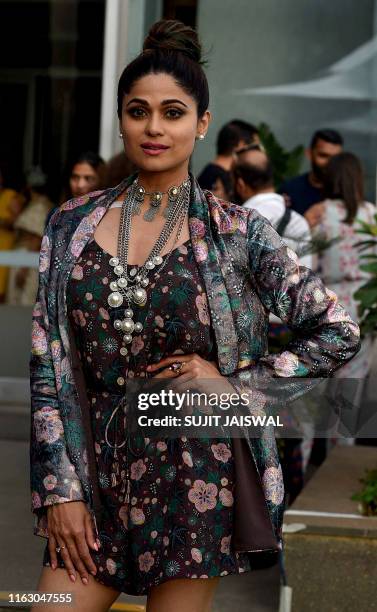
[143,20,202,64]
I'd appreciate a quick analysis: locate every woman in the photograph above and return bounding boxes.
[30,21,360,612]
[305,152,376,403]
[7,176,53,305]
[0,168,24,301]
[45,152,107,228]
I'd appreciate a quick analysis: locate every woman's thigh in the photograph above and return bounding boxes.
[147,576,219,612]
[31,567,120,612]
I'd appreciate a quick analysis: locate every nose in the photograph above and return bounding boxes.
[145,112,164,136]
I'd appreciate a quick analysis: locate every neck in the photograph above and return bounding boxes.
[308,171,323,188]
[213,155,233,171]
[137,167,189,193]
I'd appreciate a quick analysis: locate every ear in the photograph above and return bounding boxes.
[235,177,246,199]
[197,110,212,138]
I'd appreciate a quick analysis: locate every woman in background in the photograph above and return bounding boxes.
[306,152,376,402]
[0,168,24,301]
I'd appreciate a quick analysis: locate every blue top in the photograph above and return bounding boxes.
[279,172,323,215]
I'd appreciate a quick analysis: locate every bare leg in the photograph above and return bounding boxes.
[146,577,219,612]
[30,567,121,612]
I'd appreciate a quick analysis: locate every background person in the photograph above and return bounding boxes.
[197,119,259,199]
[307,152,376,402]
[0,167,25,302]
[7,169,53,305]
[279,128,343,215]
[234,146,312,269]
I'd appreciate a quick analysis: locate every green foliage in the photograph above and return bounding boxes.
[257,122,304,187]
[354,213,377,335]
[351,468,377,516]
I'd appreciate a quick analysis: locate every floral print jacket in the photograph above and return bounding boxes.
[30,175,360,549]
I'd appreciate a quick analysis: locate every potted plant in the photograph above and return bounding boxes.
[351,468,377,516]
[354,212,377,335]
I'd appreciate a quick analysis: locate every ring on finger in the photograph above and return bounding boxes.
[169,361,184,374]
[55,545,66,553]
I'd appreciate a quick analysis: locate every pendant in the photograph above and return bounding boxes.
[108,291,123,308]
[132,287,147,306]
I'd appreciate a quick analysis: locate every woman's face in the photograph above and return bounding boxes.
[69,162,100,198]
[120,73,210,177]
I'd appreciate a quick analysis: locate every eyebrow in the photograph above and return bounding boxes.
[126,97,188,108]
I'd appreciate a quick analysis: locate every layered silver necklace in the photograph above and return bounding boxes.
[107,175,191,355]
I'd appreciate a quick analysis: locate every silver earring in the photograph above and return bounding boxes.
[197,134,205,141]
[119,132,124,139]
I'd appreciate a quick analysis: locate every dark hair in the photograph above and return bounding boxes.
[217,120,259,156]
[323,152,364,224]
[233,158,274,192]
[70,151,106,173]
[61,151,106,203]
[117,20,209,118]
[310,129,344,149]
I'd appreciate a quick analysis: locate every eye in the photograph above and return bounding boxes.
[165,108,184,119]
[128,107,147,118]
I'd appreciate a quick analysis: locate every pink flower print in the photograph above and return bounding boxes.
[34,408,64,443]
[31,491,41,510]
[72,309,86,327]
[193,239,208,263]
[31,321,48,356]
[39,234,50,273]
[188,480,218,513]
[211,443,232,463]
[131,335,144,356]
[130,507,145,525]
[220,535,231,555]
[273,351,299,377]
[219,488,234,507]
[99,307,110,320]
[182,450,193,467]
[155,315,164,328]
[138,551,155,572]
[106,558,117,575]
[71,265,83,280]
[313,288,325,303]
[130,459,146,481]
[262,466,284,505]
[191,548,202,563]
[118,505,129,529]
[162,286,169,293]
[157,441,167,451]
[189,218,206,238]
[196,294,210,325]
[43,475,57,491]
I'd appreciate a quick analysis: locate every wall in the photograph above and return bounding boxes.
[195,0,377,197]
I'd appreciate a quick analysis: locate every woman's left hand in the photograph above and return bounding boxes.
[147,353,221,380]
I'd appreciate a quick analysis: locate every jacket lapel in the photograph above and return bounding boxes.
[188,177,239,375]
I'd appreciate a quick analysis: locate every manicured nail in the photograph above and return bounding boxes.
[91,569,97,575]
[82,577,88,585]
[69,574,76,583]
[93,542,98,551]
[96,538,101,548]
[51,562,56,570]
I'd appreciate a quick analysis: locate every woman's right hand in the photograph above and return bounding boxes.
[47,501,100,584]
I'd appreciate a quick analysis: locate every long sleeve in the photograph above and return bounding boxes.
[229,213,361,407]
[30,215,84,532]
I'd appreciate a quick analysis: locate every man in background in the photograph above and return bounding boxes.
[234,145,312,269]
[279,128,343,215]
[198,119,259,199]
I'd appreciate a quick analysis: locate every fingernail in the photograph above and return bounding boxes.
[70,574,76,583]
[91,569,97,575]
[82,577,88,585]
[96,538,101,548]
[93,542,98,551]
[51,562,56,570]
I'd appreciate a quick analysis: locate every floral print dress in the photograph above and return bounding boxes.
[42,236,251,595]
